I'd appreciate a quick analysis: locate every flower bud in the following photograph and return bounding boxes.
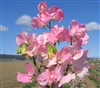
[38,2,47,12]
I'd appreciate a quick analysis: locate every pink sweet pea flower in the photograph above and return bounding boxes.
[58,73,76,87]
[38,12,51,23]
[26,41,46,57]
[17,63,34,83]
[54,47,71,64]
[81,33,89,45]
[48,71,57,85]
[37,34,47,45]
[38,2,47,13]
[63,29,70,42]
[43,56,57,67]
[72,50,90,77]
[69,20,86,40]
[55,65,66,81]
[48,6,59,16]
[36,53,56,67]
[47,32,57,44]
[16,31,37,46]
[48,6,64,22]
[37,69,58,86]
[67,40,83,60]
[52,9,64,22]
[28,33,37,44]
[73,60,90,77]
[51,25,64,41]
[31,17,46,29]
[16,31,29,46]
[37,69,49,86]
[81,49,88,61]
[26,40,39,57]
[37,32,57,45]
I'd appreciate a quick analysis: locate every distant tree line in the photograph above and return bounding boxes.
[0,54,28,60]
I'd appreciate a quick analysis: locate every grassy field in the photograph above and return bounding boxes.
[0,61,99,88]
[0,61,39,88]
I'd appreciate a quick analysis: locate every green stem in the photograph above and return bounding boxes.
[64,64,70,75]
[45,85,50,88]
[49,20,51,29]
[50,82,55,88]
[47,24,51,29]
[32,57,40,73]
[70,37,73,46]
[47,20,52,29]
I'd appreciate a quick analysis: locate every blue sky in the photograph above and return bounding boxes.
[0,0,100,58]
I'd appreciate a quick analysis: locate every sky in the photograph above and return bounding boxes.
[0,0,100,58]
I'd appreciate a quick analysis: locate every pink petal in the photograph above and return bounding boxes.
[58,73,76,87]
[81,50,88,60]
[31,17,46,29]
[52,9,64,22]
[69,20,79,36]
[26,41,38,56]
[48,71,57,85]
[28,33,37,43]
[76,24,86,38]
[25,63,34,76]
[61,53,71,63]
[38,2,47,12]
[55,65,66,81]
[38,12,51,22]
[82,33,89,45]
[73,49,83,60]
[73,59,90,78]
[43,57,57,67]
[16,31,29,46]
[77,67,90,77]
[48,6,59,16]
[37,69,49,86]
[17,72,32,83]
[73,40,82,50]
[63,29,70,42]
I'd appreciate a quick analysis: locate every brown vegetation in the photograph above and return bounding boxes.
[0,61,33,88]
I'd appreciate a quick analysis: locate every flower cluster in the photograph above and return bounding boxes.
[16,2,90,88]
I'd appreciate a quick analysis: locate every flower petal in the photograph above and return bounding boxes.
[25,63,34,76]
[17,72,32,83]
[58,73,75,87]
[73,49,83,60]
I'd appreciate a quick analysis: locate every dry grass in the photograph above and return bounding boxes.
[0,61,97,88]
[0,61,38,88]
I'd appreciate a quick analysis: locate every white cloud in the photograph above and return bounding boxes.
[86,22,100,31]
[0,25,9,31]
[16,15,32,30]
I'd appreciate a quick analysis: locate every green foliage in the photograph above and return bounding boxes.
[23,82,37,88]
[23,84,32,88]
[88,76,100,84]
[97,85,100,88]
[89,69,100,77]
[62,83,70,88]
[96,68,100,72]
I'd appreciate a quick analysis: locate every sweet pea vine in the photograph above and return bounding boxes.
[16,2,90,88]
